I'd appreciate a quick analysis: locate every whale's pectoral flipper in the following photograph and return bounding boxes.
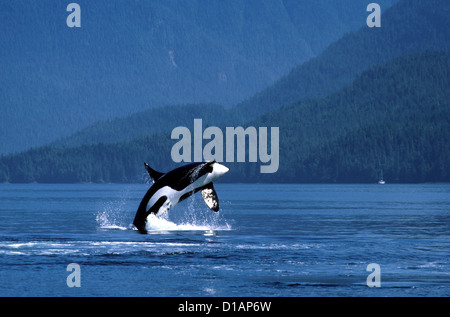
[201,184,219,212]
[144,162,164,181]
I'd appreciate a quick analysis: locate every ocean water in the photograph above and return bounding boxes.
[0,183,448,297]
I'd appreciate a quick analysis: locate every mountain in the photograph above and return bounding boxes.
[0,0,394,155]
[1,51,448,183]
[235,0,450,117]
[247,51,450,183]
[47,0,448,150]
[51,104,239,148]
[2,0,448,184]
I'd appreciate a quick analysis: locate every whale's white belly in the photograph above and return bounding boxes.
[147,174,209,215]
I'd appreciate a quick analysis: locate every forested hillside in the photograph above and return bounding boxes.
[0,134,174,184]
[1,52,448,183]
[1,0,392,154]
[47,0,449,150]
[52,104,240,148]
[1,0,448,184]
[247,51,450,183]
[236,0,450,117]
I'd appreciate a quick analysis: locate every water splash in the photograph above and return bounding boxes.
[145,195,231,233]
[145,214,211,231]
[96,210,128,230]
[95,200,129,230]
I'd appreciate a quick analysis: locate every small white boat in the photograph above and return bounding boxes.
[378,170,385,184]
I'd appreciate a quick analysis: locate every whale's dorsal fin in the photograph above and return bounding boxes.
[201,183,219,212]
[144,163,164,181]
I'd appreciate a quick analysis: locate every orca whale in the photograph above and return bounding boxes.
[133,161,229,232]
